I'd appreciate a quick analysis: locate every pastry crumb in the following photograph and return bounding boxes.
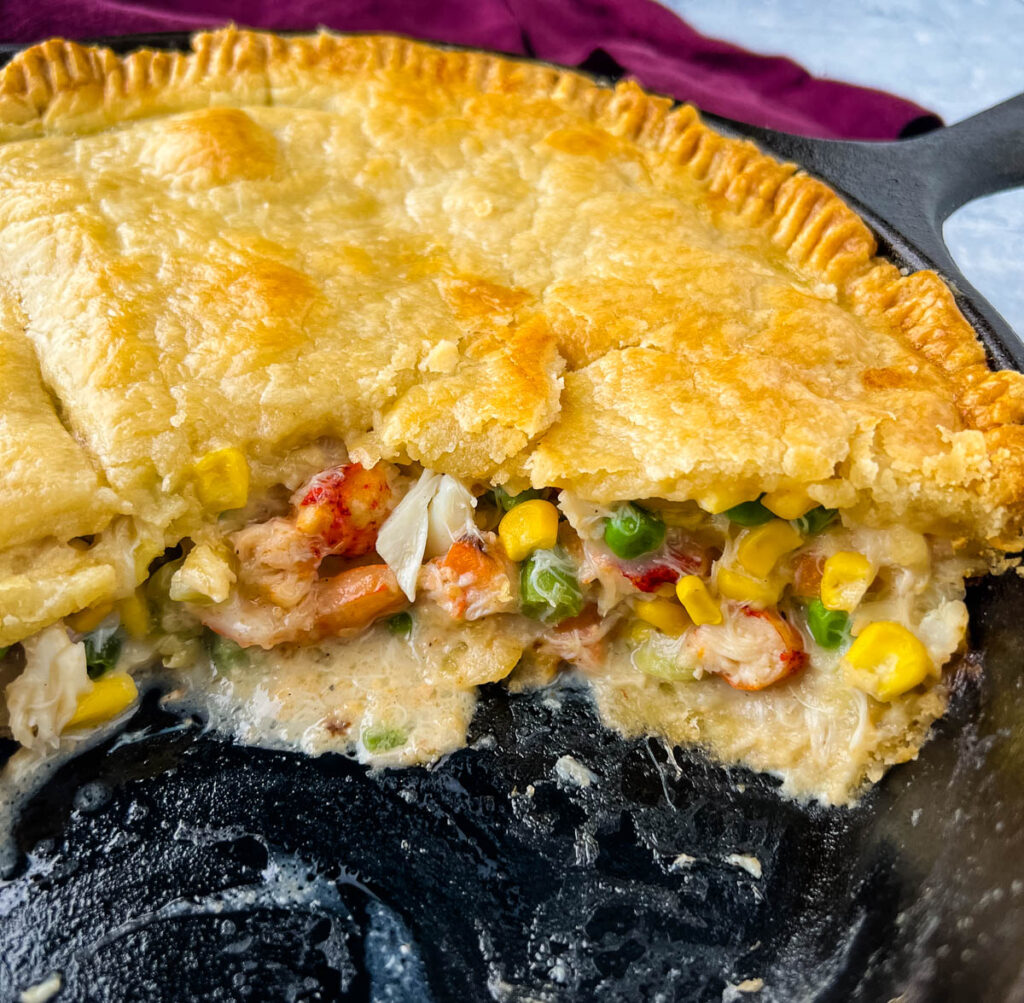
[722,977,764,1000]
[724,854,762,879]
[20,973,62,1003]
[553,754,598,788]
[420,339,460,374]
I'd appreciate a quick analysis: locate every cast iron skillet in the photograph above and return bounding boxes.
[2,33,1024,1003]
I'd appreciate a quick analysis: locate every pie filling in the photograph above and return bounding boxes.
[0,448,979,804]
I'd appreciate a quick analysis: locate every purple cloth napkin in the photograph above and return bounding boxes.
[1,0,939,140]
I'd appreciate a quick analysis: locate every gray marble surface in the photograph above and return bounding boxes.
[664,0,1024,341]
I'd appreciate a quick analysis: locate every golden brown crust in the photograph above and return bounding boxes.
[0,31,1006,398]
[0,27,1023,646]
[3,29,1017,439]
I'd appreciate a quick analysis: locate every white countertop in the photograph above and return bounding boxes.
[665,0,1024,341]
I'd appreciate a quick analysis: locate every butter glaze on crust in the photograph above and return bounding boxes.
[1,28,1023,647]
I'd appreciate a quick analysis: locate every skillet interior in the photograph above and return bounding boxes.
[1,33,1023,1003]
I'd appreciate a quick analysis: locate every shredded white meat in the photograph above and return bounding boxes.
[5,625,90,750]
[375,470,442,600]
[576,541,636,615]
[557,490,613,541]
[425,475,479,558]
[689,615,780,671]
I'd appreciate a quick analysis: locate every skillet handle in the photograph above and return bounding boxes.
[908,91,1024,220]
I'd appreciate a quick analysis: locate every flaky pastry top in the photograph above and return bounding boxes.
[1,27,1023,644]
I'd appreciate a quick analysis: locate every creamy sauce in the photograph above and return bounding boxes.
[160,609,535,768]
[588,638,946,804]
[146,596,950,806]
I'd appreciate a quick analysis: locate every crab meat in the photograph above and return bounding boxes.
[577,528,712,612]
[617,528,712,592]
[686,605,806,691]
[197,564,407,649]
[419,536,516,621]
[535,603,617,672]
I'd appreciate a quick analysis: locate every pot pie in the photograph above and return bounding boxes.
[1,29,1023,805]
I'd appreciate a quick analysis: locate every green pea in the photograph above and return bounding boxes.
[631,637,697,682]
[805,599,850,649]
[204,630,249,675]
[520,548,585,624]
[493,485,544,512]
[603,502,666,559]
[387,612,413,637]
[145,554,183,598]
[794,506,838,535]
[362,725,408,753]
[723,498,775,526]
[84,628,122,680]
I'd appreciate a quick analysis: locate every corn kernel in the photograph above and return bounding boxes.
[675,575,722,625]
[820,551,874,612]
[634,598,690,637]
[169,543,236,605]
[655,502,706,530]
[623,620,655,646]
[498,499,559,561]
[843,621,931,701]
[736,520,804,579]
[118,589,151,640]
[695,486,753,515]
[761,488,817,520]
[66,602,115,634]
[716,567,783,606]
[195,447,250,512]
[64,673,138,731]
